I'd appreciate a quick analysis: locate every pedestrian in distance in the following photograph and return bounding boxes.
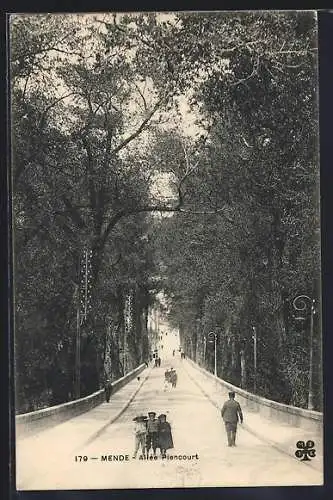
[164,369,171,391]
[221,391,243,447]
[146,411,159,457]
[170,368,177,388]
[104,379,112,403]
[157,414,174,458]
[132,415,148,459]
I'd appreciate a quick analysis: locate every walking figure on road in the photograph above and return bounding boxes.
[104,379,112,403]
[157,414,174,458]
[154,356,161,368]
[146,411,159,457]
[221,391,243,447]
[132,415,148,459]
[164,369,171,391]
[170,368,177,388]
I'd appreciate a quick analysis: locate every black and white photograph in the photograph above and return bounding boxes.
[10,10,323,490]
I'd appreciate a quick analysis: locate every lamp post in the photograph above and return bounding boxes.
[75,293,81,399]
[292,295,316,410]
[75,247,93,399]
[189,337,194,359]
[203,336,207,365]
[252,326,257,394]
[207,331,217,376]
[74,252,82,400]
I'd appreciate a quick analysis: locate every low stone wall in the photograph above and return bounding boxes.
[16,364,146,436]
[186,359,323,434]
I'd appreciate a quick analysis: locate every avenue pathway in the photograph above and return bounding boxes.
[16,357,323,490]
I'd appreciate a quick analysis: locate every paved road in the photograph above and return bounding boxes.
[16,357,322,490]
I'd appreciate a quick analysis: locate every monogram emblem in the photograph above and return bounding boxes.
[295,440,316,461]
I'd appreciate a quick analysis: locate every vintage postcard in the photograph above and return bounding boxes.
[10,10,323,490]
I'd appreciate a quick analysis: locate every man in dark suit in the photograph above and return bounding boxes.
[221,391,243,446]
[104,379,112,403]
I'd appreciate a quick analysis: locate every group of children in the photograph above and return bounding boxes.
[133,411,174,459]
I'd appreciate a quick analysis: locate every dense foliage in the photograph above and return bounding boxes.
[153,11,321,409]
[11,11,321,412]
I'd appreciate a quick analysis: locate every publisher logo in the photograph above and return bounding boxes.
[295,440,316,461]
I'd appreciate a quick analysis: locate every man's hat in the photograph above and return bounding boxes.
[133,414,147,421]
[158,414,167,419]
[148,411,156,416]
[228,391,235,398]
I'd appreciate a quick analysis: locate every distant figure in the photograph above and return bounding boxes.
[221,391,243,447]
[146,411,159,457]
[164,369,171,391]
[172,349,175,356]
[157,357,161,367]
[170,369,177,388]
[104,379,112,403]
[154,357,159,368]
[157,414,174,458]
[132,414,148,459]
[137,376,141,381]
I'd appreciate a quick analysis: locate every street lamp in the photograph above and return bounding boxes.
[189,337,194,359]
[203,336,207,365]
[251,326,257,394]
[292,294,316,410]
[207,331,217,376]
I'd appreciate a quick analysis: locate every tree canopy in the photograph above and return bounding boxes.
[11,11,321,412]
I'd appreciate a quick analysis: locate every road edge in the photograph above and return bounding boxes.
[182,360,323,476]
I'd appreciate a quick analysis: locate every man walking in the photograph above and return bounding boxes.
[170,368,177,388]
[221,391,243,447]
[104,379,112,403]
[164,369,171,391]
